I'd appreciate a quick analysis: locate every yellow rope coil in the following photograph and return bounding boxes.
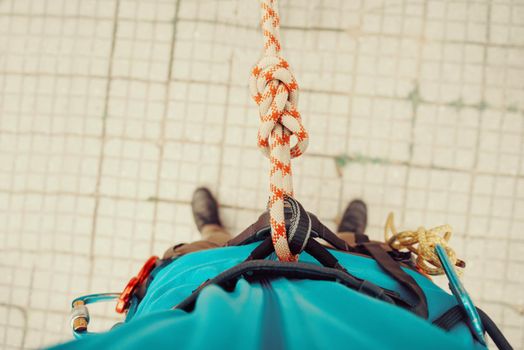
[384,213,465,276]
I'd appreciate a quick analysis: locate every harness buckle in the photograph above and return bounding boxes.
[115,256,159,313]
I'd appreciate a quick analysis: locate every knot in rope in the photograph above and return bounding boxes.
[249,0,309,262]
[384,213,465,276]
[249,56,308,159]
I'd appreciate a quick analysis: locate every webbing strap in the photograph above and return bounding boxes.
[174,260,403,312]
[227,210,352,253]
[360,242,429,318]
[433,304,465,330]
[284,196,312,255]
[433,305,513,350]
[354,232,370,244]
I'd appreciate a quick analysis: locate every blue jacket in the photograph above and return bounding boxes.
[51,243,485,349]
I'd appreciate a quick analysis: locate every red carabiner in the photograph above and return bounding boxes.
[116,256,159,313]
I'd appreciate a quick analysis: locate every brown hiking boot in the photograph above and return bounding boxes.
[191,187,222,233]
[337,199,368,236]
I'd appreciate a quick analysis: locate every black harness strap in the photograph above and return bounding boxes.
[174,260,405,312]
[433,305,513,350]
[284,196,312,255]
[360,242,429,319]
[245,236,274,261]
[304,238,345,270]
[308,214,355,252]
[354,232,370,244]
[227,210,354,253]
[433,305,465,330]
[477,308,513,350]
[302,238,413,310]
[227,203,431,319]
[228,208,425,317]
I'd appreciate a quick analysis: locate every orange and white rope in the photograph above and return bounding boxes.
[249,0,308,262]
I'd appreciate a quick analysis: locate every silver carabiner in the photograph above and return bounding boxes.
[70,293,120,339]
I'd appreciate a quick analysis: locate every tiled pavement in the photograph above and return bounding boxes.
[1,0,523,348]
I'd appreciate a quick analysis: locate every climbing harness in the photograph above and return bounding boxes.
[249,0,309,262]
[384,213,465,276]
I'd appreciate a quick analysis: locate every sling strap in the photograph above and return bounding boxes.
[433,305,513,350]
[229,209,428,318]
[174,260,406,312]
[177,229,415,313]
[353,230,370,244]
[433,304,465,330]
[228,210,352,253]
[359,242,429,319]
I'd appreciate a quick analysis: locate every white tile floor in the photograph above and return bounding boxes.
[1,0,524,348]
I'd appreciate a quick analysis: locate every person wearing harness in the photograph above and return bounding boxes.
[54,187,512,350]
[53,0,512,348]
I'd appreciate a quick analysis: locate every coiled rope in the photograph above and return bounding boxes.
[384,213,465,276]
[250,0,309,262]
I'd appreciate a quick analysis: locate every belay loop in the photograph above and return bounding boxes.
[250,0,309,262]
[283,196,312,255]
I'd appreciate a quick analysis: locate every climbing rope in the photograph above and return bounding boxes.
[384,213,465,276]
[250,0,309,262]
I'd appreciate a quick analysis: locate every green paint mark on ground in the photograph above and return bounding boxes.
[334,153,388,176]
[448,98,465,111]
[446,99,489,112]
[473,100,488,112]
[407,84,422,111]
[334,155,350,169]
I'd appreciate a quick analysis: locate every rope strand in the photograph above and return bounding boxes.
[250,0,308,261]
[384,213,465,276]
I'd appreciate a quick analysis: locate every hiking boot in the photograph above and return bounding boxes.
[337,199,367,236]
[191,187,222,233]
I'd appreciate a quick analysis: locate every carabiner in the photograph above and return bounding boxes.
[116,256,158,313]
[70,293,120,339]
[70,256,159,339]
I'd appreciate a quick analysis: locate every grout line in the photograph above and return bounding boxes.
[2,12,522,50]
[87,0,120,291]
[0,303,28,348]
[400,1,428,225]
[216,55,234,197]
[479,0,520,322]
[150,0,182,254]
[22,266,35,348]
[2,1,524,348]
[337,0,364,212]
[1,71,521,116]
[2,149,524,199]
[464,0,492,240]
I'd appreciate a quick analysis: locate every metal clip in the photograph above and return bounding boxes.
[70,256,159,338]
[70,293,120,339]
